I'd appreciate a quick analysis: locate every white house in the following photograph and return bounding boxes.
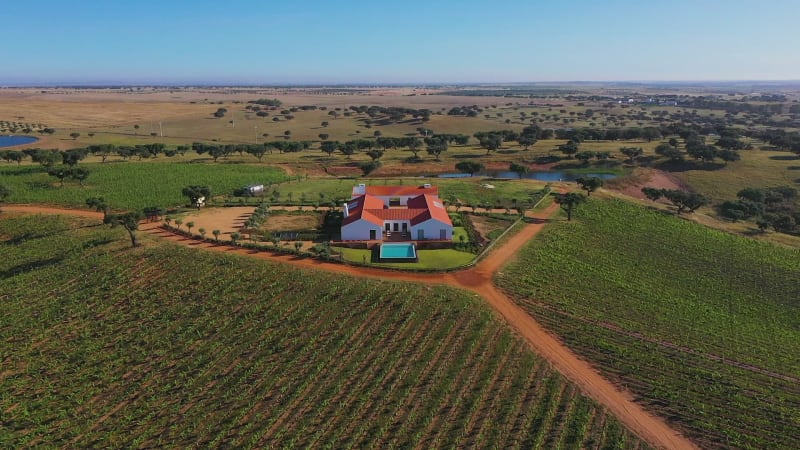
[341,185,453,241]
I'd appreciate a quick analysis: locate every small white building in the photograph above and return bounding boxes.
[245,184,265,195]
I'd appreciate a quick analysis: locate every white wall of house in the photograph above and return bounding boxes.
[342,220,383,241]
[410,219,453,240]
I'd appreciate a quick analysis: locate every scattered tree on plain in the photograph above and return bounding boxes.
[182,185,211,207]
[509,162,528,179]
[105,211,144,247]
[554,192,585,221]
[455,161,485,177]
[576,177,603,196]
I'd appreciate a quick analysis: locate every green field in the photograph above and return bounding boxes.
[1,162,288,210]
[337,247,476,270]
[497,198,800,449]
[0,213,645,448]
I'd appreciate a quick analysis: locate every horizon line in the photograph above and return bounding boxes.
[2,79,800,89]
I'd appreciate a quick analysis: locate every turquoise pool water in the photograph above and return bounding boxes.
[380,243,416,259]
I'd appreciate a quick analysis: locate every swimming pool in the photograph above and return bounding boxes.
[379,243,417,262]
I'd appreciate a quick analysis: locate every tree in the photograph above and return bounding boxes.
[212,229,221,242]
[174,218,183,231]
[320,140,339,157]
[31,149,61,167]
[686,144,717,162]
[321,121,329,127]
[661,189,709,214]
[737,187,765,203]
[199,228,207,239]
[62,149,87,166]
[716,149,741,165]
[641,187,664,201]
[365,149,384,161]
[71,167,90,186]
[186,221,195,235]
[1,150,23,164]
[246,144,268,161]
[406,138,422,157]
[655,143,683,161]
[576,177,603,196]
[182,185,211,206]
[105,211,144,247]
[518,134,537,150]
[318,133,329,141]
[86,197,109,220]
[69,132,80,140]
[554,192,585,221]
[641,127,662,142]
[359,160,382,176]
[340,141,356,158]
[294,241,303,253]
[619,147,644,163]
[558,140,579,158]
[426,139,448,161]
[478,134,502,155]
[48,166,70,186]
[509,162,528,179]
[455,161,485,177]
[230,232,241,245]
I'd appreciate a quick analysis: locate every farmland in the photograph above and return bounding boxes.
[0,162,287,210]
[497,197,800,449]
[0,213,645,448]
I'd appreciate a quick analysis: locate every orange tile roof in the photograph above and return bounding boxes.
[342,192,452,229]
[407,194,452,226]
[362,185,439,197]
[342,195,385,226]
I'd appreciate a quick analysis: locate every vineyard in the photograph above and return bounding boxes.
[497,198,800,449]
[0,213,646,449]
[0,162,288,210]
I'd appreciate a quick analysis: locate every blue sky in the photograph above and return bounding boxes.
[1,0,798,84]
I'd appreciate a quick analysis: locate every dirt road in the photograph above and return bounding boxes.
[3,203,697,449]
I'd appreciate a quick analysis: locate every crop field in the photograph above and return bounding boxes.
[497,198,800,449]
[256,176,552,209]
[0,162,287,210]
[0,213,646,449]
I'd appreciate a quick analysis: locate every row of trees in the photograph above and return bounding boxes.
[719,186,799,233]
[641,188,710,214]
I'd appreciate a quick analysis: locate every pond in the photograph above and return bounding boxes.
[438,170,618,181]
[0,135,39,148]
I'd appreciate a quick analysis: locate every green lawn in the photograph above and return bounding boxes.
[337,247,475,270]
[497,197,800,449]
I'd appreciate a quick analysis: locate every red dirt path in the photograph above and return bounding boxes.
[3,203,697,450]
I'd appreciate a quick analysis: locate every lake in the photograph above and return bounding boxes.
[0,135,39,148]
[438,170,618,181]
